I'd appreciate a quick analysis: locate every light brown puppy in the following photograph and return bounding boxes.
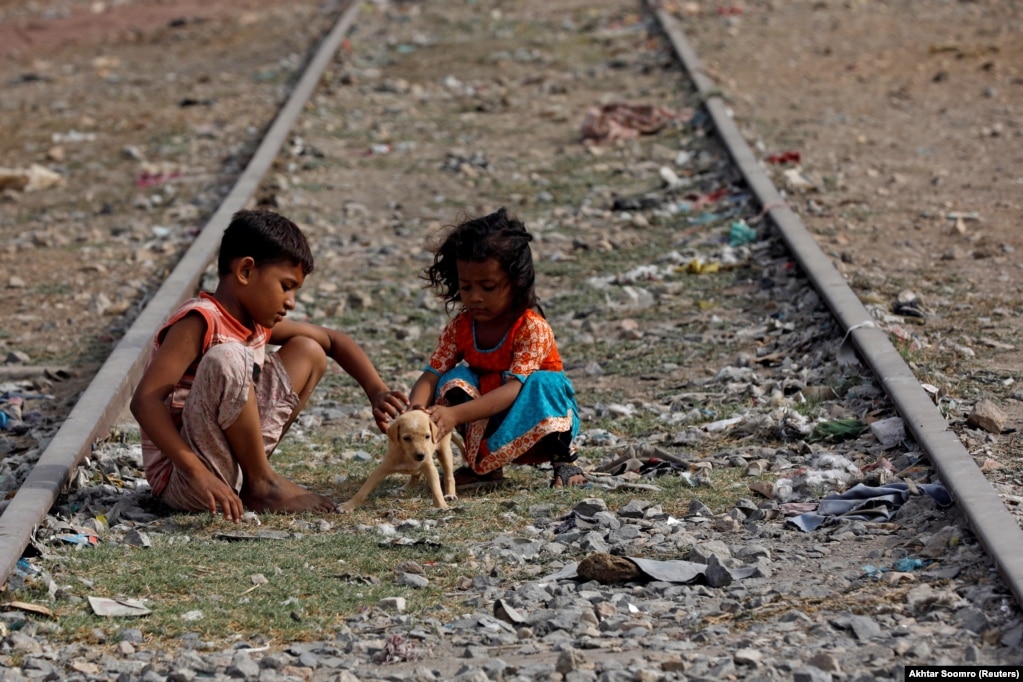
[338,410,459,512]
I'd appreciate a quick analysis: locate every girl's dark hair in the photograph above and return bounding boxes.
[217,209,315,276]
[425,207,539,315]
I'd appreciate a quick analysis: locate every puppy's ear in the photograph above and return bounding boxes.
[387,417,401,448]
[429,417,439,443]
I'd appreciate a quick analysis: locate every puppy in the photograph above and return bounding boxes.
[338,410,459,512]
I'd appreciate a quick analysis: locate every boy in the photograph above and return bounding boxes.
[130,209,407,521]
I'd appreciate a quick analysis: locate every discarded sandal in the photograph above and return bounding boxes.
[454,466,506,491]
[550,462,587,488]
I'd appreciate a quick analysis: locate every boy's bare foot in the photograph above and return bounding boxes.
[242,473,335,513]
[551,462,587,488]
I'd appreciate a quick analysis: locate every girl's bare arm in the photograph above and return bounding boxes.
[428,379,522,440]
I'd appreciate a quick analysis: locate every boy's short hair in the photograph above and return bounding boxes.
[218,209,315,275]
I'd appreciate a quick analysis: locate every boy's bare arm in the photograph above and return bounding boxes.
[130,315,245,521]
[409,371,440,410]
[272,320,408,428]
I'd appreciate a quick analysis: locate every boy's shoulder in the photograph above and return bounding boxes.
[162,294,232,336]
[172,293,223,317]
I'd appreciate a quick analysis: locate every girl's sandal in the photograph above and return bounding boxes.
[550,462,587,488]
[454,466,507,492]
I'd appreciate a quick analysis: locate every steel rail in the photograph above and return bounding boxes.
[647,1,1023,607]
[0,0,363,588]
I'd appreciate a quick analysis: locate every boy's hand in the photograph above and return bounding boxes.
[192,469,244,523]
[426,405,458,441]
[371,389,409,432]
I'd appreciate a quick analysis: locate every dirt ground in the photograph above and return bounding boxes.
[0,0,333,402]
[1,1,1021,463]
[682,0,1023,411]
[1,0,1022,669]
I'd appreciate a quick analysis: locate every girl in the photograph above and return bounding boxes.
[407,208,584,489]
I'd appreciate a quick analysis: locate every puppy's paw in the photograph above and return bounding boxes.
[444,493,458,502]
[337,502,357,513]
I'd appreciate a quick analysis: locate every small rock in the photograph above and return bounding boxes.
[379,597,406,612]
[967,399,1006,434]
[576,553,642,583]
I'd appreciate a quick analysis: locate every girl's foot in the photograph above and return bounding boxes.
[454,466,506,491]
[551,462,587,488]
[242,473,335,513]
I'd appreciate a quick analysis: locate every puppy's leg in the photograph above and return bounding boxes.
[338,459,398,512]
[437,435,458,502]
[421,457,449,509]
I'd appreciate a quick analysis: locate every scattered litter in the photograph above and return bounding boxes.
[56,533,100,547]
[766,150,801,164]
[787,482,952,532]
[946,211,980,222]
[0,164,64,192]
[863,556,930,578]
[51,130,96,143]
[807,418,867,443]
[134,170,181,188]
[894,556,929,572]
[659,165,683,188]
[892,299,927,323]
[782,167,816,190]
[544,553,756,585]
[375,632,418,663]
[581,103,687,145]
[214,530,292,542]
[4,600,55,619]
[363,143,392,156]
[682,258,720,274]
[88,596,151,617]
[728,220,757,246]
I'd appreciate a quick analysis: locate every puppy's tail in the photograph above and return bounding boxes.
[450,431,466,463]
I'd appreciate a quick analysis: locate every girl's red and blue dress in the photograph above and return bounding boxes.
[425,309,579,474]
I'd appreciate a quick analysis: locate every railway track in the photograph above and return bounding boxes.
[1,0,1021,673]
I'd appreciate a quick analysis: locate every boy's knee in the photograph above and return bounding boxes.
[292,336,327,374]
[278,335,328,386]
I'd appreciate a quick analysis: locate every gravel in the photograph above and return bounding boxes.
[2,0,1022,679]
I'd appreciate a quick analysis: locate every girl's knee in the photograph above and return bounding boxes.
[442,387,472,405]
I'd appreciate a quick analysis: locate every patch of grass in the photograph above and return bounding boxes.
[42,525,457,644]
[33,282,73,296]
[31,439,773,650]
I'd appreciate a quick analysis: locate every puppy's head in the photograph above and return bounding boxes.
[389,411,436,464]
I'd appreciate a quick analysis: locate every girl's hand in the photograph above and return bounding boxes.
[426,405,458,441]
[372,389,409,432]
